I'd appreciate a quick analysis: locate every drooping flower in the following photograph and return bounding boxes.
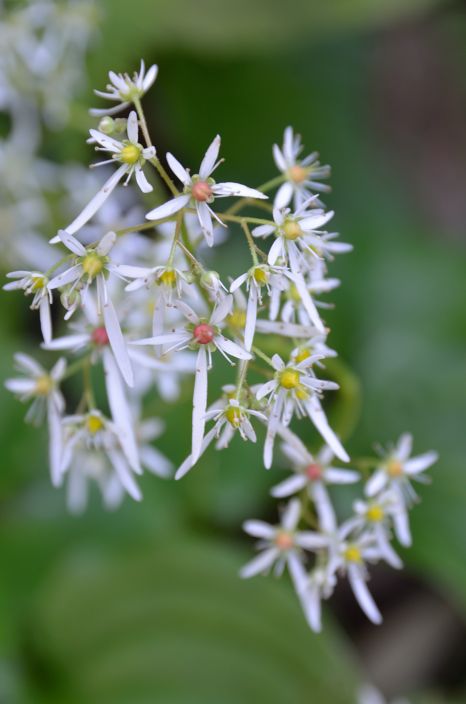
[145,135,267,246]
[4,270,53,342]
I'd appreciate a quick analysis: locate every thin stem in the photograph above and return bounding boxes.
[235,359,250,400]
[186,208,273,227]
[179,219,211,307]
[241,220,259,267]
[133,97,179,196]
[251,345,275,368]
[61,355,92,381]
[167,212,183,266]
[83,359,96,408]
[45,253,74,278]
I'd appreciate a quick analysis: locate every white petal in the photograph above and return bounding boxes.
[96,231,116,256]
[88,129,122,152]
[210,294,233,325]
[135,165,153,193]
[347,564,382,624]
[64,165,127,235]
[167,152,191,185]
[214,182,267,199]
[57,229,86,256]
[311,481,337,533]
[244,286,258,351]
[47,264,82,290]
[404,451,438,475]
[252,224,275,238]
[267,237,284,266]
[282,498,301,531]
[196,201,213,244]
[103,348,141,473]
[305,396,349,463]
[272,144,287,172]
[127,110,138,143]
[243,520,275,539]
[215,336,252,360]
[274,182,293,209]
[396,433,413,461]
[39,298,52,344]
[393,509,412,547]
[175,426,217,479]
[239,548,279,579]
[145,194,190,220]
[325,468,360,484]
[270,474,307,498]
[191,346,208,463]
[107,450,142,502]
[295,531,328,550]
[365,468,388,497]
[199,134,221,179]
[47,398,63,487]
[42,334,90,351]
[98,277,133,387]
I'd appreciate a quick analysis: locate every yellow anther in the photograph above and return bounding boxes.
[159,269,177,286]
[31,275,46,291]
[253,267,269,285]
[344,545,362,563]
[387,459,403,477]
[82,253,105,278]
[35,375,52,395]
[295,386,309,401]
[279,369,300,389]
[120,144,141,165]
[287,165,308,184]
[228,310,246,328]
[366,505,384,522]
[294,347,311,363]
[282,220,302,240]
[86,414,104,434]
[225,405,242,428]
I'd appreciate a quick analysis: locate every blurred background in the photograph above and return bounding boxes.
[1,0,465,702]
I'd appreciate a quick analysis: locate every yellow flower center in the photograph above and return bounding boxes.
[387,459,403,477]
[279,369,300,389]
[159,269,177,286]
[120,144,141,165]
[366,505,384,522]
[282,220,302,240]
[294,347,311,364]
[31,275,46,291]
[253,267,269,285]
[35,375,52,395]
[275,531,294,550]
[295,386,309,400]
[344,545,362,563]
[287,165,308,184]
[228,309,246,329]
[86,413,105,434]
[82,252,105,278]
[225,405,242,428]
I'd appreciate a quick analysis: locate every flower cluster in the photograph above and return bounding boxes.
[4,58,438,631]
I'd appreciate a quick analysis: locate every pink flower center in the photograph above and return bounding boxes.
[193,323,214,345]
[275,531,294,550]
[91,326,109,346]
[305,463,322,481]
[191,181,213,202]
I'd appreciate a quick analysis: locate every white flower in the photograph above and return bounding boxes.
[299,566,337,633]
[327,524,384,624]
[90,60,158,116]
[240,498,329,580]
[4,270,53,342]
[60,410,142,513]
[145,135,267,246]
[48,229,145,386]
[5,353,66,486]
[271,444,359,532]
[365,433,438,509]
[60,112,155,238]
[256,353,347,468]
[252,203,338,331]
[273,126,331,209]
[175,395,267,479]
[131,295,252,461]
[351,492,405,565]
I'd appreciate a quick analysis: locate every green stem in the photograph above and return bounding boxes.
[61,355,92,381]
[167,212,183,266]
[235,360,250,400]
[45,253,74,278]
[251,345,275,368]
[240,221,259,266]
[133,97,179,196]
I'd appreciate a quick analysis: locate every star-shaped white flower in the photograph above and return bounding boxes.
[4,270,53,342]
[273,126,331,209]
[131,295,252,461]
[90,60,158,116]
[365,433,438,507]
[145,135,267,246]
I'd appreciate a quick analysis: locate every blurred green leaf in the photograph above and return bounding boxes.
[30,536,359,704]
